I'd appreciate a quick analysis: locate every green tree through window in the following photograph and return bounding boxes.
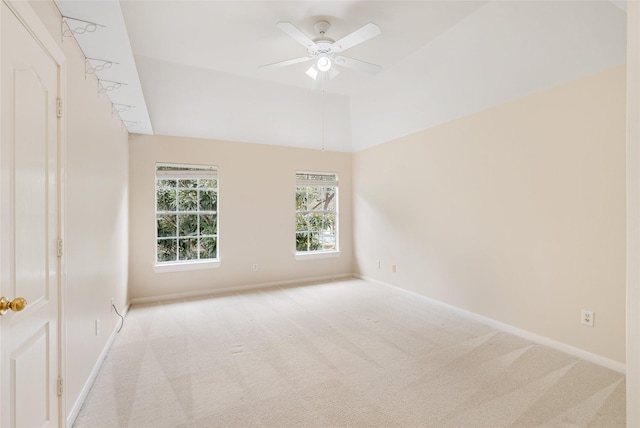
[296,172,338,253]
[156,164,218,264]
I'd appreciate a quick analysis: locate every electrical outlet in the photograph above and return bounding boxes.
[252,264,259,272]
[391,264,397,273]
[376,260,381,269]
[581,309,594,327]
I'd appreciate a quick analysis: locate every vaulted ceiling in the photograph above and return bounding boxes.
[55,1,627,152]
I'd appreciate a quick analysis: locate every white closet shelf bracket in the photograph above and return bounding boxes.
[62,16,106,41]
[85,58,120,78]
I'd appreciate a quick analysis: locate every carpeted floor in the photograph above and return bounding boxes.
[73,279,626,427]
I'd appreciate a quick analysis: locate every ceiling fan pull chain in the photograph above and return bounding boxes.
[321,83,325,152]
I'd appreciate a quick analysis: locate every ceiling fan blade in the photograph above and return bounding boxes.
[259,56,313,70]
[276,22,316,50]
[334,56,382,75]
[331,23,381,53]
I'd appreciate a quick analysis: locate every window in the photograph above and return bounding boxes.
[155,164,218,265]
[295,172,338,254]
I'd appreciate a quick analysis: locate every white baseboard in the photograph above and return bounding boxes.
[66,303,131,427]
[129,273,355,305]
[357,275,626,374]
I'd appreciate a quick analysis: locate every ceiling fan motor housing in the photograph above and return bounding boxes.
[309,41,333,57]
[309,21,335,57]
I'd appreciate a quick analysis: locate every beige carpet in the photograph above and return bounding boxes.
[73,279,625,427]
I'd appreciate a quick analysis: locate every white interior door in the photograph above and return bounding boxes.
[0,2,61,427]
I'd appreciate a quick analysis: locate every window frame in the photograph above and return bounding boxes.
[295,171,340,260]
[154,163,221,272]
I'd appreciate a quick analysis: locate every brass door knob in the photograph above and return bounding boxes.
[0,297,27,315]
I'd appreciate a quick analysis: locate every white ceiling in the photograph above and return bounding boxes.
[54,0,627,152]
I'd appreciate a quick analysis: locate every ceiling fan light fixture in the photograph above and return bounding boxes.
[317,56,332,72]
[305,65,319,80]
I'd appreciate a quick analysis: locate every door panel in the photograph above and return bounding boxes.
[1,2,60,427]
[13,326,49,427]
[15,68,49,306]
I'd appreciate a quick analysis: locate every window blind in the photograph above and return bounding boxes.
[156,164,218,180]
[296,172,338,187]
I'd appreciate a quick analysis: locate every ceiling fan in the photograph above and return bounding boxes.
[260,20,382,86]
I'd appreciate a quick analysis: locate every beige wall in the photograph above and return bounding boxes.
[353,65,627,363]
[62,37,130,423]
[129,135,353,300]
[30,1,130,422]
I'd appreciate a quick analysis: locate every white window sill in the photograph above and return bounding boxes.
[154,260,221,273]
[294,251,341,261]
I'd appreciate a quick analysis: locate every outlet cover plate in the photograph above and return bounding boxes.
[581,309,594,327]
